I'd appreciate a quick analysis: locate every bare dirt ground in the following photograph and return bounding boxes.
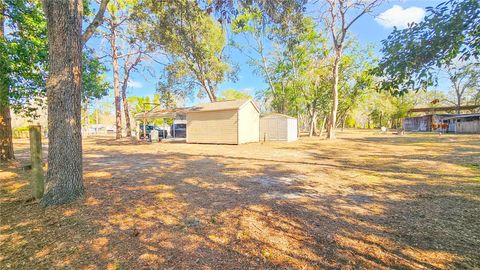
[1,130,479,270]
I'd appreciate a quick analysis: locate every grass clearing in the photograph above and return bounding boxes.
[1,130,479,269]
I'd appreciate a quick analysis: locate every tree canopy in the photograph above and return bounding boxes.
[374,0,480,94]
[0,0,47,117]
[135,0,234,102]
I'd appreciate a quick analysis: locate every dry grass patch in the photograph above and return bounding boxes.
[1,130,479,269]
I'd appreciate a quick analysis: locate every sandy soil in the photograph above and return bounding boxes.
[1,130,479,269]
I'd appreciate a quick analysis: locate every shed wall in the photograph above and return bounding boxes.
[238,102,260,144]
[287,118,298,141]
[186,110,238,144]
[403,115,432,131]
[260,116,299,141]
[456,120,480,133]
[260,117,287,141]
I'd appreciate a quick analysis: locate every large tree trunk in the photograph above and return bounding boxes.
[121,79,131,137]
[0,5,15,161]
[41,0,84,207]
[327,49,341,140]
[0,104,14,161]
[110,20,122,139]
[0,103,15,160]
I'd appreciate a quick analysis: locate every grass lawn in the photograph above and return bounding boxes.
[1,130,479,269]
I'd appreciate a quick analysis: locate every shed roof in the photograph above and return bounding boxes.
[133,99,260,121]
[261,113,296,119]
[409,105,480,113]
[442,113,480,120]
[188,99,259,113]
[133,107,191,121]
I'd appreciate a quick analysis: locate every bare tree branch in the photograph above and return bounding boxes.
[82,0,109,45]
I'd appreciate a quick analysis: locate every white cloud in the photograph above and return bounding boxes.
[127,80,143,89]
[375,5,425,29]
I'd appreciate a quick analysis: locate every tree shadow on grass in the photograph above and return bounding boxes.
[1,140,479,269]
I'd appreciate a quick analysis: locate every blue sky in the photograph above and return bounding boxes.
[88,0,446,107]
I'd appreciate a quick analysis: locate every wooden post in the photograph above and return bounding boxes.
[29,125,44,199]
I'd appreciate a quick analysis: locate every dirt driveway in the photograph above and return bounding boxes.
[1,130,479,269]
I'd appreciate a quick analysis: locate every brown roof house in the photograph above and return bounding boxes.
[186,99,260,144]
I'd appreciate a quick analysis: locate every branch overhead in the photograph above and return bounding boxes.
[82,0,109,45]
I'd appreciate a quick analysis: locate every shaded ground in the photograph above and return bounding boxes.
[1,130,479,269]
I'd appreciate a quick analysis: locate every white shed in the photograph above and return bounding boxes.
[260,113,298,141]
[186,99,260,144]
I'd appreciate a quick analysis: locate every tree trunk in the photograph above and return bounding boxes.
[110,19,122,139]
[203,81,217,102]
[327,49,341,140]
[121,79,131,137]
[456,94,461,114]
[341,115,346,132]
[41,0,84,207]
[309,110,317,137]
[0,3,15,161]
[0,103,13,159]
[121,53,143,138]
[319,116,327,137]
[0,103,14,161]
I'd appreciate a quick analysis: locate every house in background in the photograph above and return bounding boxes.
[260,113,298,141]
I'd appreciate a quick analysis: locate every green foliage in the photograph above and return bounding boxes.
[336,44,377,122]
[1,0,47,117]
[82,49,111,103]
[128,95,156,115]
[218,88,252,101]
[375,0,480,94]
[127,95,164,125]
[351,88,445,129]
[265,16,328,116]
[156,87,176,109]
[345,116,356,128]
[135,0,234,101]
[233,7,374,130]
[1,0,109,117]
[231,8,263,35]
